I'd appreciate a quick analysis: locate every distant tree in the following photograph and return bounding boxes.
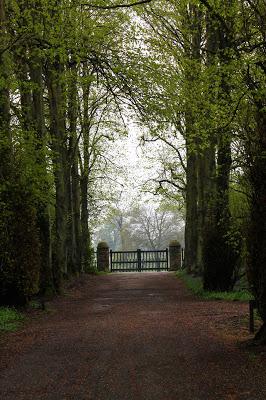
[129,205,183,250]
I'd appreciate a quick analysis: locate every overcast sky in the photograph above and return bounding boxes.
[109,124,160,208]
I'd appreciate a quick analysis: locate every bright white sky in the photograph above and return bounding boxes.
[110,124,159,209]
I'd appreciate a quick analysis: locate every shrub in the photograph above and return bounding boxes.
[0,180,41,305]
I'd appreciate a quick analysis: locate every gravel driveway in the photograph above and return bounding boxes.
[1,272,266,400]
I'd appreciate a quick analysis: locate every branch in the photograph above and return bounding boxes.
[217,90,248,131]
[0,34,29,55]
[198,0,229,33]
[157,179,185,192]
[159,136,187,173]
[142,134,187,173]
[81,0,153,9]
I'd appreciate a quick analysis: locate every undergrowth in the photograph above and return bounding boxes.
[176,270,253,302]
[94,270,110,276]
[0,307,24,332]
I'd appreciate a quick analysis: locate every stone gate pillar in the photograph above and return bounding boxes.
[169,240,181,271]
[97,242,109,272]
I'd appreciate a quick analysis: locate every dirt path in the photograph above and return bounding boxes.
[1,272,266,400]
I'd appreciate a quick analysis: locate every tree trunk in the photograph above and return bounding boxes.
[67,62,82,274]
[80,174,91,271]
[80,71,93,272]
[184,150,198,273]
[29,49,54,295]
[197,143,216,273]
[248,101,266,343]
[15,50,32,132]
[72,154,82,272]
[80,96,89,271]
[202,9,240,291]
[0,0,12,179]
[46,59,68,291]
[183,4,202,274]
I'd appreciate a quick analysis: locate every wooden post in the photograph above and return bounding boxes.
[137,249,142,272]
[97,242,109,272]
[166,248,169,270]
[169,240,181,271]
[110,249,113,272]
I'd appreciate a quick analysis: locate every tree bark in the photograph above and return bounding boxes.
[46,59,68,291]
[80,74,92,271]
[80,174,91,271]
[248,100,266,341]
[184,150,198,273]
[29,49,54,294]
[204,6,241,290]
[0,0,12,180]
[183,4,202,273]
[67,62,82,274]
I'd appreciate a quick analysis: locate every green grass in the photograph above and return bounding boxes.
[0,307,24,332]
[93,270,110,275]
[176,270,253,302]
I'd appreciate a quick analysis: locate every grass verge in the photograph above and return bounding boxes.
[0,307,24,332]
[94,271,110,276]
[176,270,253,302]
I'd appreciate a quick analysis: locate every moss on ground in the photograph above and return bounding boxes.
[0,307,24,332]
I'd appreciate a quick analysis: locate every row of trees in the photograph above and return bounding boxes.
[0,0,129,304]
[129,0,266,341]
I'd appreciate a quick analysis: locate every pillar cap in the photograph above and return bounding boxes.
[169,240,181,247]
[97,241,109,249]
